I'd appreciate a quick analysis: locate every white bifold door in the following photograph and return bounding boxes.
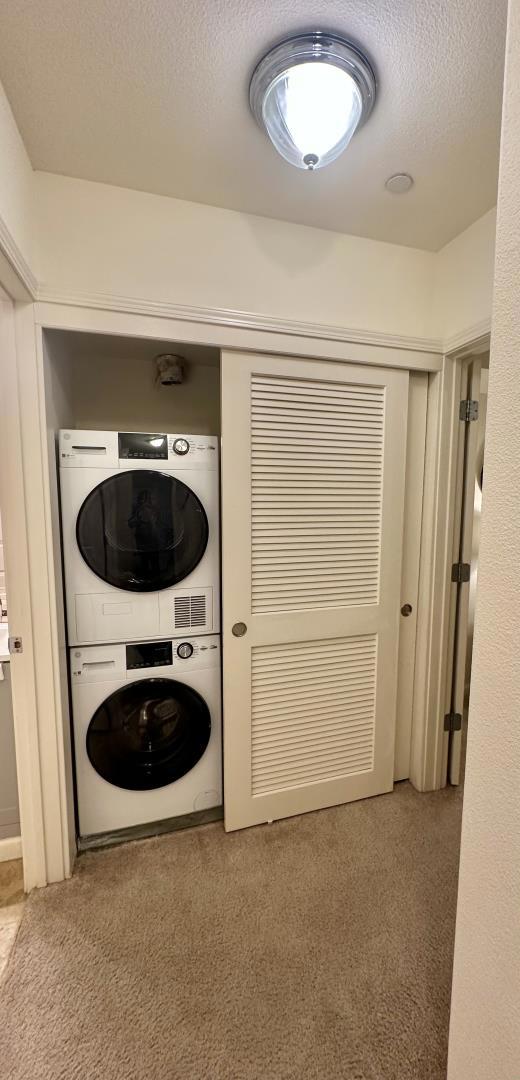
[221,351,409,831]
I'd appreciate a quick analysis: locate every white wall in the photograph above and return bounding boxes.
[44,331,220,434]
[40,331,76,872]
[34,172,441,344]
[0,80,35,280]
[71,357,219,435]
[447,1,520,1076]
[33,173,499,350]
[0,511,7,622]
[433,208,497,348]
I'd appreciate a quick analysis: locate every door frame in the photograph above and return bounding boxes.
[0,295,64,885]
[446,355,486,784]
[0,292,488,886]
[0,298,76,889]
[409,337,490,791]
[394,371,428,781]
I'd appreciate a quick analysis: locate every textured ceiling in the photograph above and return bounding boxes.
[0,0,507,250]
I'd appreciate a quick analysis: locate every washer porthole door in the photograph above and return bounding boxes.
[76,470,209,591]
[86,678,212,790]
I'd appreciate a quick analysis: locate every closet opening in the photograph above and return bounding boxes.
[41,328,222,852]
[5,301,457,889]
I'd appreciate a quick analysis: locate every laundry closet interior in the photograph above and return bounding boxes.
[41,326,427,852]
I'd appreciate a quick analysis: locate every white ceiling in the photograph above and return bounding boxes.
[0,0,507,251]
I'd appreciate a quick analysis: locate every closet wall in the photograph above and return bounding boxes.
[43,330,220,435]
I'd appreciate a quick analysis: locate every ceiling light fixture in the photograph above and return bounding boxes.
[250,32,376,171]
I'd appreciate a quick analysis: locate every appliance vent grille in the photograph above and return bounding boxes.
[250,374,384,613]
[251,635,377,795]
[174,594,207,629]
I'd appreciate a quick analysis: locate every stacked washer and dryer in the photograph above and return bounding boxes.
[59,428,222,841]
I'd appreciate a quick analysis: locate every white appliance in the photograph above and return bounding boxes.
[70,635,222,837]
[59,430,219,645]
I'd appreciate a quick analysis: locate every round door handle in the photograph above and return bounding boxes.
[401,603,413,617]
[232,622,247,637]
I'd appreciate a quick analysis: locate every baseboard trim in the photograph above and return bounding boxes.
[0,835,22,862]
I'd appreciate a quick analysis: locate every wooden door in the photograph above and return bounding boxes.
[221,351,408,830]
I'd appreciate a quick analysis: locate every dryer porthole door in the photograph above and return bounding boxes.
[76,470,209,591]
[86,678,212,790]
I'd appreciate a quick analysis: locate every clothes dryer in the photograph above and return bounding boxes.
[59,430,219,645]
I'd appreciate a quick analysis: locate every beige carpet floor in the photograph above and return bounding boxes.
[0,782,463,1080]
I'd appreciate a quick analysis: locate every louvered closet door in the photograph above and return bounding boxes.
[221,351,408,831]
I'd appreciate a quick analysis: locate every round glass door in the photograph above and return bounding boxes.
[86,678,211,790]
[76,471,208,591]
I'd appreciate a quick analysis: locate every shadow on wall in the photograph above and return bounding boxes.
[244,208,340,276]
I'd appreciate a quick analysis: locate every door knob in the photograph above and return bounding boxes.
[232,622,247,637]
[400,604,413,617]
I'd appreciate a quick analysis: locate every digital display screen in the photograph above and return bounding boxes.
[126,641,173,670]
[118,432,168,460]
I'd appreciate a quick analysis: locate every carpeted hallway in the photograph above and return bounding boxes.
[0,781,463,1080]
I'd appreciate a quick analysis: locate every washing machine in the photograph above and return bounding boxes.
[70,634,222,837]
[59,429,219,645]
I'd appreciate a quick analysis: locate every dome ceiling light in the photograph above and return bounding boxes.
[250,32,376,171]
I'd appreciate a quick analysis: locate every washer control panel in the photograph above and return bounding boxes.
[118,432,168,460]
[59,429,218,469]
[123,636,220,675]
[72,637,220,682]
[126,640,173,670]
[167,434,218,465]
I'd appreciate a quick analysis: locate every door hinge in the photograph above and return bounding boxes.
[7,635,23,655]
[451,562,471,584]
[444,712,462,732]
[459,399,479,422]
